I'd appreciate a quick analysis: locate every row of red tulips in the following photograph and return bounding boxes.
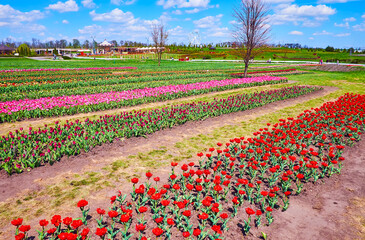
[10,93,364,239]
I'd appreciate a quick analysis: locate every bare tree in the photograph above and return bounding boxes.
[233,0,270,77]
[151,23,168,66]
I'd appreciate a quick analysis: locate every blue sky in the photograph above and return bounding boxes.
[0,0,364,48]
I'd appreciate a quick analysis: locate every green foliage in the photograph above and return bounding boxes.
[325,46,335,52]
[17,44,31,56]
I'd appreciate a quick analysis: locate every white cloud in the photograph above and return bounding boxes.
[172,9,182,15]
[362,14,365,19]
[158,12,176,23]
[90,9,137,24]
[269,4,336,27]
[78,24,103,34]
[0,4,44,22]
[190,14,229,39]
[79,12,178,42]
[82,0,96,8]
[334,33,350,37]
[143,19,160,26]
[0,4,46,33]
[289,30,303,35]
[317,0,351,3]
[353,22,365,31]
[313,30,332,35]
[111,0,137,5]
[302,20,321,27]
[46,37,56,41]
[193,14,223,28]
[309,37,314,40]
[78,23,148,41]
[334,22,349,28]
[168,25,187,36]
[264,0,295,3]
[279,4,336,17]
[46,0,79,13]
[207,27,229,37]
[62,19,69,24]
[157,0,210,9]
[343,17,356,22]
[185,8,201,14]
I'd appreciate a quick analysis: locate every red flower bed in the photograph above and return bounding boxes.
[11,93,364,239]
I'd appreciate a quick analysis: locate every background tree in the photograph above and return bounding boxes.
[233,0,270,77]
[83,40,90,49]
[17,43,31,56]
[110,40,118,47]
[59,39,68,48]
[72,39,81,48]
[325,46,334,52]
[151,23,168,66]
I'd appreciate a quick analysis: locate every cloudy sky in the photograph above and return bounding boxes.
[0,0,364,48]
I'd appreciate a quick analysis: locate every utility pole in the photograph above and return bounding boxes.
[91,36,96,54]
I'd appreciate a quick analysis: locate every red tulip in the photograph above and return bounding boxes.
[77,199,88,208]
[95,227,107,236]
[245,208,255,215]
[152,227,164,236]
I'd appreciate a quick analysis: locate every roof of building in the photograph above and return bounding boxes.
[0,44,14,51]
[99,40,112,47]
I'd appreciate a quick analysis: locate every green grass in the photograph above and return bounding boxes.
[0,57,243,71]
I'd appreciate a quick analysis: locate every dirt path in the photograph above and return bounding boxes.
[0,85,337,202]
[0,81,296,137]
[302,64,364,72]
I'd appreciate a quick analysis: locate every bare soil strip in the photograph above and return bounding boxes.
[302,64,364,72]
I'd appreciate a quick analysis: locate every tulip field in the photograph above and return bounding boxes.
[0,59,364,240]
[0,85,320,174]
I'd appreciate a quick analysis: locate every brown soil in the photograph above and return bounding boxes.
[302,64,364,72]
[0,81,296,137]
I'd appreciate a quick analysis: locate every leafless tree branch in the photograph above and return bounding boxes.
[151,23,168,66]
[233,0,270,77]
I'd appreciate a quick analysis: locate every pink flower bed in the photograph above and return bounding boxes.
[0,76,286,114]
